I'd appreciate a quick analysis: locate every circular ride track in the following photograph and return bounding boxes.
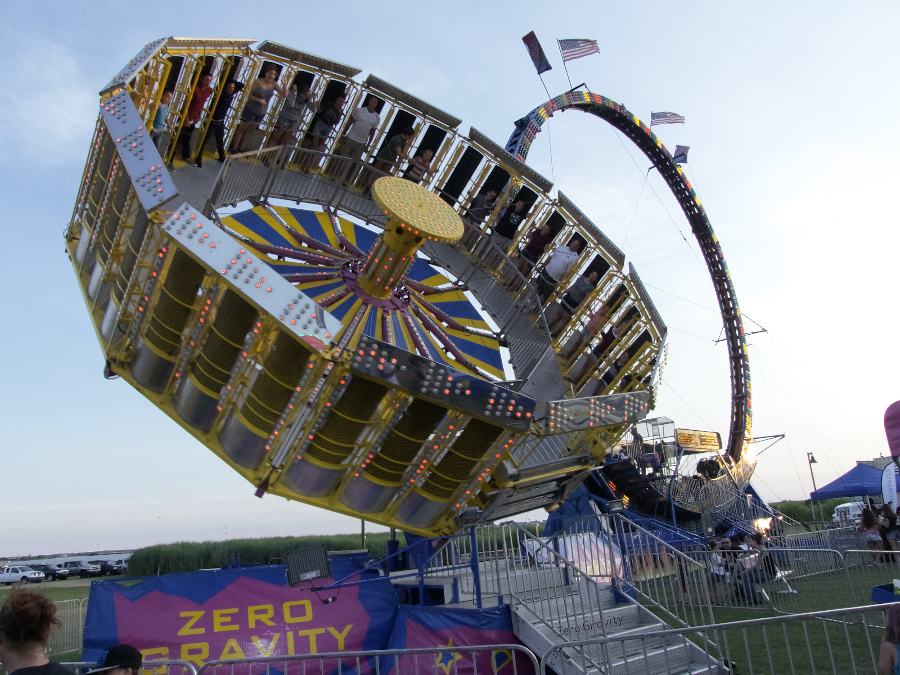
[505,91,755,499]
[65,37,753,536]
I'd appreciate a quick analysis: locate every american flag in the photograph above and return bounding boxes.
[651,111,686,126]
[558,39,600,63]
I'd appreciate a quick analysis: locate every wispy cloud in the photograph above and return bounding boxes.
[0,40,97,166]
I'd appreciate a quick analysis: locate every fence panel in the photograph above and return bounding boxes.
[47,598,87,656]
[844,548,900,610]
[193,645,538,675]
[63,661,197,675]
[540,604,891,675]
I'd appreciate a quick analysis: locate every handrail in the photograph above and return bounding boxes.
[204,144,557,384]
[538,602,891,675]
[193,644,540,675]
[63,661,198,675]
[502,520,619,643]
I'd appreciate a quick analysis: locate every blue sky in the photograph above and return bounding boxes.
[1,1,897,556]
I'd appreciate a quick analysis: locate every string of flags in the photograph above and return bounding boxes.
[520,32,691,164]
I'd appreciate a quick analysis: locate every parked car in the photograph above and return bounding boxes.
[30,563,70,581]
[0,565,45,584]
[62,560,102,578]
[88,559,126,576]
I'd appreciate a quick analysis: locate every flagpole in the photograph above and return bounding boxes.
[538,74,552,101]
[557,41,574,90]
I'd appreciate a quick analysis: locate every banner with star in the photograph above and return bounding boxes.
[384,604,534,674]
[82,565,399,671]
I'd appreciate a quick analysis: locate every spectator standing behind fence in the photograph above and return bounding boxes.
[860,507,885,564]
[403,148,436,184]
[195,80,240,167]
[878,604,900,675]
[0,589,74,675]
[266,83,315,149]
[333,95,380,183]
[178,71,214,166]
[231,65,286,154]
[548,270,599,337]
[739,532,775,604]
[534,238,583,305]
[708,540,731,606]
[149,89,172,150]
[881,504,899,552]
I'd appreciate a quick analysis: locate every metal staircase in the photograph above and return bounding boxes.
[511,575,718,674]
[424,520,723,674]
[706,480,802,534]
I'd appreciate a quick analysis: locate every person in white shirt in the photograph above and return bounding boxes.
[534,237,583,304]
[334,94,381,184]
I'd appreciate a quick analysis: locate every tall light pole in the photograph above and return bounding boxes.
[808,452,819,522]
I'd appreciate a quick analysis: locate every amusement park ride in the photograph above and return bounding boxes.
[66,37,758,537]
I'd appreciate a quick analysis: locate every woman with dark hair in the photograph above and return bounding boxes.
[0,589,74,675]
[861,507,885,564]
[878,603,900,674]
[231,65,286,153]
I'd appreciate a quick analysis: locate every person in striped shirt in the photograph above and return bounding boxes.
[403,148,436,184]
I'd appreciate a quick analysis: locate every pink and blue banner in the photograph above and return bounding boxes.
[83,566,398,672]
[384,605,534,674]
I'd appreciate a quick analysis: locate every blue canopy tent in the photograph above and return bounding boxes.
[810,462,883,500]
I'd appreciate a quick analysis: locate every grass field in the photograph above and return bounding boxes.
[0,582,91,603]
[636,559,894,674]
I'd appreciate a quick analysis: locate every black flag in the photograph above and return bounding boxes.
[673,145,690,164]
[522,32,552,75]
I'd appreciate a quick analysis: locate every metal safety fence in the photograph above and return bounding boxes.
[685,547,854,615]
[62,661,197,675]
[191,646,539,675]
[539,603,894,675]
[48,598,88,656]
[844,548,900,609]
[409,516,894,625]
[206,146,390,227]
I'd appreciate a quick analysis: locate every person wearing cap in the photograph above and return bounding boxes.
[87,645,143,675]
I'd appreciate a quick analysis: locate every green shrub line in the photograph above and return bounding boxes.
[771,497,861,524]
[126,524,544,576]
[127,532,400,576]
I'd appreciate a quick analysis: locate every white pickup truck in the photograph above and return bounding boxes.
[0,565,45,584]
